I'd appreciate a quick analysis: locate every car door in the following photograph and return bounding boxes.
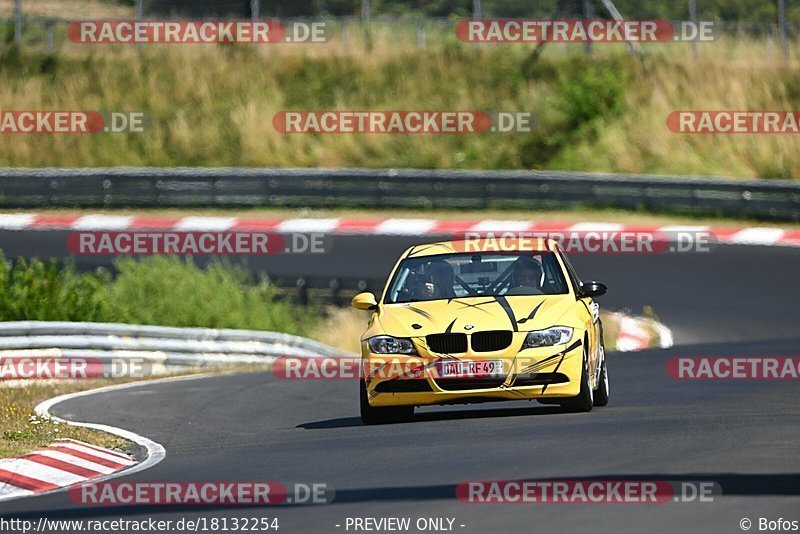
[557,246,601,387]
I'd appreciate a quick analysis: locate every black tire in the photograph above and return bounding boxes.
[593,346,609,407]
[562,346,594,413]
[360,380,414,425]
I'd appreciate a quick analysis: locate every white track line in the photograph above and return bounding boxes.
[376,219,437,235]
[171,217,237,232]
[0,485,33,498]
[0,458,86,486]
[656,322,675,349]
[50,442,135,465]
[275,218,340,233]
[468,220,533,232]
[727,227,785,245]
[657,225,711,233]
[61,439,136,461]
[35,450,118,474]
[568,222,625,232]
[72,215,134,231]
[0,214,37,230]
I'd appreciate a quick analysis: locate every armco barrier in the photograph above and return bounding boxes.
[0,321,343,377]
[0,167,798,221]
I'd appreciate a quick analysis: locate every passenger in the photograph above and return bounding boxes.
[506,257,543,295]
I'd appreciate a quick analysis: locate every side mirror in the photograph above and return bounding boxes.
[352,292,378,310]
[579,281,607,298]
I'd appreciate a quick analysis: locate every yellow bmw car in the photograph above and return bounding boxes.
[352,237,609,424]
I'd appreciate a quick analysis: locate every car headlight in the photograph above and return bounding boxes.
[522,326,574,348]
[368,335,417,354]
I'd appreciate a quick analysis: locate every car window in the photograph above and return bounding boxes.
[558,247,583,293]
[385,252,569,303]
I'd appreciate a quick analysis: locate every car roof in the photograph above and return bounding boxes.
[402,237,558,258]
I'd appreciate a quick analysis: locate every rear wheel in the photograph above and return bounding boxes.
[360,380,414,425]
[562,346,593,413]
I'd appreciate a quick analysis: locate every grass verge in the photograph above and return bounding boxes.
[0,38,797,178]
[1,379,132,458]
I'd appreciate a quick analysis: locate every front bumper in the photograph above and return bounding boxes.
[364,339,584,407]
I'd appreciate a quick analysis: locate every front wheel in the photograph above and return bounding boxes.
[360,380,414,425]
[593,346,609,407]
[562,347,593,413]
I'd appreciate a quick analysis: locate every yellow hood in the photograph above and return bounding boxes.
[376,294,577,338]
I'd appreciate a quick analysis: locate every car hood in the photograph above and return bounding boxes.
[377,294,576,337]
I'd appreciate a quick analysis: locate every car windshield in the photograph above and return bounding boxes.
[384,252,569,304]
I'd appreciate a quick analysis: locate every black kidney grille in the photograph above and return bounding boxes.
[471,330,513,352]
[426,333,468,354]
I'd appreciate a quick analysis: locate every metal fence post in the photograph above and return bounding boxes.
[361,0,370,22]
[251,0,260,20]
[134,0,143,49]
[777,0,788,59]
[688,0,698,58]
[361,0,371,52]
[767,32,775,60]
[329,278,341,307]
[14,0,22,45]
[45,21,54,52]
[296,277,308,306]
[583,0,593,55]
[472,0,483,50]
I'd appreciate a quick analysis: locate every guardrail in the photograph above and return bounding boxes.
[0,321,343,378]
[267,275,385,306]
[1,167,798,221]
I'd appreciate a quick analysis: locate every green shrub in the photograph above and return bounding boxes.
[554,58,629,133]
[0,253,316,336]
[99,257,314,334]
[0,253,108,322]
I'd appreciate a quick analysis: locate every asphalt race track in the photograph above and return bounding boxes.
[1,231,799,533]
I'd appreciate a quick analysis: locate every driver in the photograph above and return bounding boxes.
[423,260,456,299]
[506,257,543,295]
[398,270,428,302]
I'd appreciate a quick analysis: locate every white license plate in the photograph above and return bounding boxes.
[436,360,505,378]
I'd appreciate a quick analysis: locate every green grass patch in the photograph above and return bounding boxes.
[0,252,319,336]
[0,380,131,458]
